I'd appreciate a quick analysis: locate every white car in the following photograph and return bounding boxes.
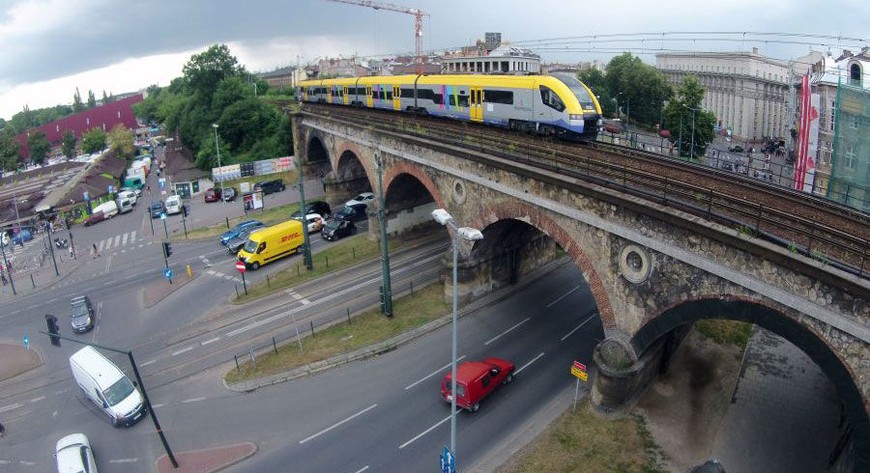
[165,194,182,215]
[345,192,375,207]
[304,213,324,232]
[55,433,98,473]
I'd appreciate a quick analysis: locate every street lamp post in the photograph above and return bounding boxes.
[375,154,393,316]
[431,208,483,466]
[212,124,225,206]
[678,111,684,157]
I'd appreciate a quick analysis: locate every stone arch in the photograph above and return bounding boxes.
[383,160,447,211]
[472,200,616,330]
[632,297,870,470]
[306,135,329,164]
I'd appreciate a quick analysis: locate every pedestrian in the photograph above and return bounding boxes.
[0,420,6,438]
[92,242,99,259]
[1,269,7,286]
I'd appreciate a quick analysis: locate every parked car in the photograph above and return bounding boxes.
[304,213,324,232]
[204,188,222,203]
[728,145,744,153]
[346,192,375,207]
[290,201,332,220]
[254,179,286,195]
[332,203,368,222]
[10,228,33,244]
[149,201,166,219]
[321,219,357,241]
[441,357,515,412]
[70,295,95,334]
[120,186,142,197]
[220,220,264,246]
[83,211,107,227]
[222,187,237,202]
[165,195,182,215]
[225,227,263,255]
[720,161,734,172]
[55,433,99,473]
[117,190,137,206]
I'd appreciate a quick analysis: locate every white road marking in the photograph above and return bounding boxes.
[299,404,378,444]
[121,233,128,245]
[405,356,467,390]
[130,230,136,242]
[171,346,193,356]
[114,235,121,247]
[140,359,157,367]
[351,466,370,473]
[30,396,45,403]
[289,292,312,305]
[97,240,106,251]
[181,397,206,403]
[201,337,221,346]
[515,352,545,375]
[484,316,531,346]
[151,403,164,409]
[399,410,458,449]
[0,403,23,413]
[547,285,581,308]
[109,458,138,463]
[560,313,598,341]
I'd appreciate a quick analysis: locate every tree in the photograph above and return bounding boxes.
[27,131,51,164]
[61,130,77,159]
[216,97,281,152]
[182,44,245,105]
[0,127,22,171]
[664,75,717,159]
[73,88,84,112]
[107,124,134,157]
[604,53,671,127]
[87,89,97,108]
[81,128,107,154]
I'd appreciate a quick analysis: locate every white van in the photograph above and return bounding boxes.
[165,194,182,215]
[91,200,118,219]
[117,197,134,214]
[117,190,137,206]
[69,346,146,426]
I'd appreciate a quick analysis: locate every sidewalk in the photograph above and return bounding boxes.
[0,245,88,304]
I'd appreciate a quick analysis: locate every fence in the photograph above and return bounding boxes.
[213,157,296,183]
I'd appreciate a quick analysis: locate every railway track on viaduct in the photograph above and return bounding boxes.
[301,103,870,281]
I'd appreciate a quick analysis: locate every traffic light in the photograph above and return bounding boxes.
[45,314,60,347]
[182,204,188,218]
[162,241,173,258]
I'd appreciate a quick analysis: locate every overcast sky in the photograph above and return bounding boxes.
[1,0,868,121]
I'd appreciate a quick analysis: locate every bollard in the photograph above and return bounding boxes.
[310,320,315,337]
[272,336,278,354]
[347,308,351,324]
[352,247,355,260]
[234,355,240,372]
[186,264,192,278]
[410,280,414,294]
[225,216,230,229]
[31,273,36,288]
[266,275,270,288]
[296,264,300,277]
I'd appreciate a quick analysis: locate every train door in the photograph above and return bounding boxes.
[366,85,373,108]
[393,85,401,111]
[343,86,349,105]
[470,86,484,122]
[327,86,333,103]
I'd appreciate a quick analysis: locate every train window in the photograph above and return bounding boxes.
[540,86,565,112]
[433,93,443,105]
[385,91,392,100]
[401,88,415,98]
[485,90,513,105]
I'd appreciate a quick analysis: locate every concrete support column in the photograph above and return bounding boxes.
[440,244,485,306]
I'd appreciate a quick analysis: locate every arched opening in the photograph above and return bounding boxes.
[382,173,437,236]
[332,150,371,204]
[475,218,559,288]
[632,298,869,471]
[849,63,862,84]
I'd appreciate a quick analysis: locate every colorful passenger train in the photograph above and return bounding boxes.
[298,73,603,141]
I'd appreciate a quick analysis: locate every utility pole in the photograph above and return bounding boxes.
[374,153,393,317]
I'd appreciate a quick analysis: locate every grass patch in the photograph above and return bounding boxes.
[181,202,302,241]
[694,319,753,348]
[231,233,380,302]
[224,282,449,384]
[495,402,666,473]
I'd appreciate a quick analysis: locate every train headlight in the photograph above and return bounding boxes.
[569,114,584,121]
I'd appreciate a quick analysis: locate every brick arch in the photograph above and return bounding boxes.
[633,296,870,470]
[472,200,616,329]
[383,160,447,210]
[333,142,371,184]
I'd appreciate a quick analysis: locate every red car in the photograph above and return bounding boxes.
[441,357,515,412]
[83,211,106,227]
[204,188,222,203]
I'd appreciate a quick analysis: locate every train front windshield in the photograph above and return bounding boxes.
[551,73,597,110]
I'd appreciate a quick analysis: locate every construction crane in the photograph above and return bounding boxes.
[324,0,429,74]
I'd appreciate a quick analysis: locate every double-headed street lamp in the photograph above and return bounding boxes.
[431,208,483,464]
[212,124,225,206]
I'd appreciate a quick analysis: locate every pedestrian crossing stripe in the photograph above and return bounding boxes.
[96,231,138,252]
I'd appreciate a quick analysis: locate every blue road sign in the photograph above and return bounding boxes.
[108,185,114,193]
[440,446,456,473]
[160,212,167,220]
[23,335,29,348]
[163,268,173,280]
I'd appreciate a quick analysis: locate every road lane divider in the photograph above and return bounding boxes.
[546,285,581,308]
[560,312,598,341]
[484,316,531,346]
[171,346,194,356]
[404,356,467,390]
[299,404,378,444]
[515,352,545,375]
[399,409,460,449]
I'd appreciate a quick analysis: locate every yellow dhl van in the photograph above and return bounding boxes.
[237,219,304,269]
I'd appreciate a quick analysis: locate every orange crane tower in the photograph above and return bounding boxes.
[324,0,429,74]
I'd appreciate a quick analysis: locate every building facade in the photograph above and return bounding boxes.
[656,48,790,143]
[442,33,540,75]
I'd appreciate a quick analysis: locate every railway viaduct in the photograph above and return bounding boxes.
[290,110,870,471]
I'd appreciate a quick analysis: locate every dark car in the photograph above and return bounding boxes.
[83,211,107,227]
[728,145,744,153]
[720,161,734,172]
[222,187,237,202]
[290,200,332,220]
[225,226,262,255]
[332,203,368,222]
[204,188,222,203]
[254,179,285,195]
[149,201,166,218]
[220,220,264,246]
[70,295,95,333]
[321,219,357,241]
